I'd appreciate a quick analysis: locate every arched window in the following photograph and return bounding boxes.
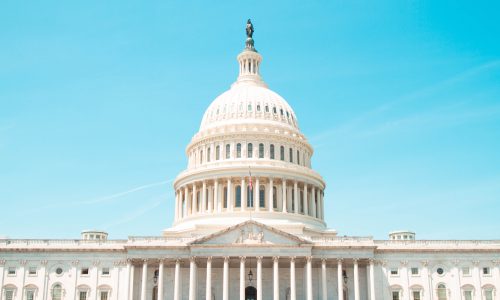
[483,285,495,300]
[291,191,295,211]
[259,186,265,208]
[207,147,211,162]
[273,186,278,208]
[223,187,228,208]
[297,150,300,165]
[247,185,253,208]
[225,144,230,159]
[437,284,447,300]
[257,104,261,111]
[52,284,63,300]
[216,145,220,160]
[280,146,285,161]
[270,144,275,159]
[273,107,277,114]
[237,143,242,158]
[259,143,264,158]
[300,190,304,213]
[235,186,241,207]
[3,285,17,300]
[25,284,38,300]
[265,105,269,112]
[289,148,293,163]
[247,143,253,158]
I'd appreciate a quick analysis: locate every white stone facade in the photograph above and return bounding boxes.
[1,24,499,300]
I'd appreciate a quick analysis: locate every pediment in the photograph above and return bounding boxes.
[189,220,311,246]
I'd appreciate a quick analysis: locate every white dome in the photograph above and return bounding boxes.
[199,83,299,132]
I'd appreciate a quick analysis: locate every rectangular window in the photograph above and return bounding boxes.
[289,148,293,162]
[225,144,230,159]
[462,267,470,276]
[7,267,16,275]
[26,290,35,300]
[102,267,110,275]
[411,267,419,275]
[390,268,399,276]
[464,291,473,300]
[412,291,421,300]
[81,267,89,275]
[28,266,37,275]
[79,291,87,300]
[392,291,400,300]
[100,291,108,300]
[5,290,14,300]
[482,267,490,275]
[223,187,228,208]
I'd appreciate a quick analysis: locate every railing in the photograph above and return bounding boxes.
[375,239,500,246]
[0,239,128,246]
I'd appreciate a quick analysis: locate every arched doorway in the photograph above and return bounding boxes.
[245,286,257,300]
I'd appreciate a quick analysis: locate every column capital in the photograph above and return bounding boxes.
[141,258,149,264]
[158,258,166,263]
[369,258,375,265]
[400,260,408,266]
[71,260,80,266]
[306,256,313,263]
[321,258,327,264]
[223,256,230,262]
[352,258,359,263]
[206,256,213,263]
[256,256,263,262]
[472,260,480,266]
[239,256,246,262]
[273,256,280,262]
[290,256,296,263]
[337,258,344,264]
[420,260,429,267]
[189,256,197,263]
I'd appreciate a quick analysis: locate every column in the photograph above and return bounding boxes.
[304,184,309,215]
[214,180,220,213]
[240,257,246,300]
[268,178,274,212]
[255,177,260,211]
[158,259,165,300]
[202,181,207,213]
[241,178,247,211]
[192,184,197,214]
[354,259,360,300]
[369,259,376,300]
[337,259,344,300]
[321,259,327,300]
[185,186,191,216]
[140,260,148,300]
[281,179,287,213]
[273,256,279,300]
[293,181,299,214]
[174,191,179,221]
[311,187,317,218]
[306,256,313,300]
[223,257,229,300]
[128,262,135,300]
[257,256,263,300]
[206,257,212,300]
[174,259,181,300]
[189,257,197,300]
[319,190,323,219]
[208,184,213,213]
[227,178,233,211]
[290,257,296,300]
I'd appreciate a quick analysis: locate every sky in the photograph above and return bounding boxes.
[1,0,499,240]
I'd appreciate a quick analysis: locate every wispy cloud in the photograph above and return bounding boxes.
[98,193,168,230]
[310,60,500,145]
[73,179,172,205]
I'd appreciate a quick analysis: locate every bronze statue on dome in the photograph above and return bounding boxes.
[246,19,254,38]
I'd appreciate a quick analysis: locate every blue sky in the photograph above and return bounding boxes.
[1,1,499,239]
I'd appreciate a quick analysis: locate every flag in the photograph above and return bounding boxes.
[248,167,253,191]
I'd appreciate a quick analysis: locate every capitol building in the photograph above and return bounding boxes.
[1,21,499,300]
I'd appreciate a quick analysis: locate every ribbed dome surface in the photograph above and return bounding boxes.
[199,83,299,132]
